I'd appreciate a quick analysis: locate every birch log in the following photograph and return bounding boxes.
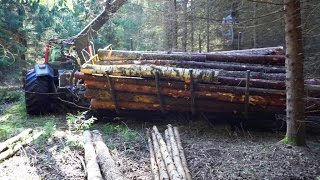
[81,64,218,83]
[151,130,169,180]
[91,130,125,180]
[152,126,182,180]
[173,127,192,180]
[83,131,103,180]
[147,130,160,180]
[167,124,186,179]
[164,129,173,160]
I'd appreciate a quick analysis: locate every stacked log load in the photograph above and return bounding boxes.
[75,46,320,114]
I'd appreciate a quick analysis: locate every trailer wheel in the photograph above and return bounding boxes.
[24,69,52,115]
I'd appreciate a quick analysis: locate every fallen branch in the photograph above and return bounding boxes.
[0,131,41,162]
[0,128,33,153]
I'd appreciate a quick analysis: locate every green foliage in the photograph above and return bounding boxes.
[0,89,22,103]
[101,123,137,140]
[66,112,96,132]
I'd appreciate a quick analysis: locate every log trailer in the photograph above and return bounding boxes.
[24,0,320,116]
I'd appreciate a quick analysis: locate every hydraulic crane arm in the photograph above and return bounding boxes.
[67,0,127,64]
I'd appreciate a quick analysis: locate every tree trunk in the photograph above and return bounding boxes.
[82,131,103,180]
[150,130,169,180]
[206,0,210,52]
[253,2,257,48]
[182,0,188,52]
[282,0,306,146]
[172,0,178,50]
[147,130,160,180]
[95,59,286,73]
[190,0,194,52]
[91,130,125,180]
[173,127,192,180]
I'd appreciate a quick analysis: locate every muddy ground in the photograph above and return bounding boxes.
[0,108,319,180]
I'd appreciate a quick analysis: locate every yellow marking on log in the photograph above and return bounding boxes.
[81,69,93,75]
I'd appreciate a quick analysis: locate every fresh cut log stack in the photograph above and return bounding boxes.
[76,46,320,114]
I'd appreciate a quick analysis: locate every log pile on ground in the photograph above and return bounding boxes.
[148,125,191,180]
[76,46,320,114]
[0,129,39,161]
[82,130,125,180]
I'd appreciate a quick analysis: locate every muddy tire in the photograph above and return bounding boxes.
[24,69,52,115]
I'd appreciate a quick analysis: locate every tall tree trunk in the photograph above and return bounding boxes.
[182,0,188,52]
[253,2,257,48]
[164,0,172,51]
[206,0,210,52]
[190,0,194,52]
[283,0,306,146]
[172,0,178,50]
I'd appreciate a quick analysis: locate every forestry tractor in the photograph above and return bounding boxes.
[24,0,127,115]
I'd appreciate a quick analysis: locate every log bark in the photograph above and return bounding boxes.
[85,88,286,107]
[83,131,103,180]
[205,46,284,55]
[98,49,207,61]
[91,130,125,180]
[205,54,285,65]
[152,126,182,180]
[90,99,285,113]
[173,127,192,180]
[167,124,186,179]
[81,64,286,82]
[84,78,286,97]
[76,72,285,90]
[0,128,33,153]
[283,0,306,146]
[151,129,170,180]
[81,64,218,83]
[164,129,173,160]
[147,130,160,180]
[95,59,286,73]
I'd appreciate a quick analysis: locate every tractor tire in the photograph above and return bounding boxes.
[24,69,53,115]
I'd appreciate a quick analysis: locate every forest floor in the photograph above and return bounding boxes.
[0,88,320,180]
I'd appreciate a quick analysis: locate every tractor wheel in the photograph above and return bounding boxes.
[24,69,53,115]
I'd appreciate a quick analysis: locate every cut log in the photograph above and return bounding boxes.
[164,129,173,160]
[204,46,284,55]
[85,88,286,107]
[205,54,285,65]
[83,131,103,180]
[76,72,286,90]
[0,128,33,153]
[95,60,286,73]
[91,130,125,180]
[151,129,169,180]
[81,64,218,83]
[81,64,286,82]
[152,126,182,180]
[173,127,192,180]
[167,124,186,179]
[90,99,285,113]
[98,49,207,61]
[147,130,160,180]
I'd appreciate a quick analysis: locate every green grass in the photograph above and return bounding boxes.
[0,97,58,144]
[99,123,137,140]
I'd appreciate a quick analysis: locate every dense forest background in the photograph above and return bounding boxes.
[0,0,319,82]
